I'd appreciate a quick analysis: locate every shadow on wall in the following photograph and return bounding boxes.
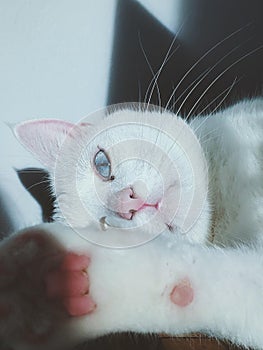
[108,0,263,117]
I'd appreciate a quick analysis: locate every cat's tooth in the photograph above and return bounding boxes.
[99,216,108,231]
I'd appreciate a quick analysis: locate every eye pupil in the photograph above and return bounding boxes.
[94,150,112,179]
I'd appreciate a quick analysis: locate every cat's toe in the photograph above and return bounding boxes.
[45,252,96,317]
[45,270,89,298]
[170,278,194,307]
[60,253,90,271]
[63,295,96,317]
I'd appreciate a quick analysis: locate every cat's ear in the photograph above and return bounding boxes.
[14,119,78,168]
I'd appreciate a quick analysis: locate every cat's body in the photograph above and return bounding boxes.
[192,97,263,246]
[1,98,263,349]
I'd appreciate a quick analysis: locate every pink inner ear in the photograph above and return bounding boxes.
[14,119,76,168]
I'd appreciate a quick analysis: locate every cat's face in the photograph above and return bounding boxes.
[15,106,209,246]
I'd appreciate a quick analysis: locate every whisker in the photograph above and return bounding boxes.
[140,18,186,110]
[137,79,142,104]
[16,169,47,174]
[164,23,253,111]
[196,127,219,143]
[138,22,186,152]
[196,76,240,118]
[186,81,239,154]
[165,47,253,161]
[169,67,210,112]
[146,40,180,110]
[139,32,162,108]
[185,45,263,120]
[177,39,252,118]
[25,179,51,192]
[190,114,212,135]
[170,83,176,107]
[197,133,219,147]
[209,78,242,116]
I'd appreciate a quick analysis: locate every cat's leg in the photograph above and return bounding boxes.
[34,223,263,349]
[1,223,263,350]
[164,243,263,349]
[83,236,263,350]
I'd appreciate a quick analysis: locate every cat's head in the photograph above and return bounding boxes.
[15,105,210,246]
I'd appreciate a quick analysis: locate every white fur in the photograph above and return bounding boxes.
[192,97,263,246]
[1,97,263,349]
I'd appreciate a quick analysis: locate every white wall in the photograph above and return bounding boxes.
[136,0,182,33]
[0,0,117,168]
[0,0,181,169]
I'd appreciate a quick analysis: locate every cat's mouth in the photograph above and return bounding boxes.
[99,200,174,232]
[118,202,160,220]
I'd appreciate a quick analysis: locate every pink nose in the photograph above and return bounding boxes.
[116,188,145,220]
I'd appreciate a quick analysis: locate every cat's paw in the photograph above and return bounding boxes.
[170,278,194,307]
[0,229,95,348]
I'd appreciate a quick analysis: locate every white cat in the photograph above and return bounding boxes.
[1,98,263,349]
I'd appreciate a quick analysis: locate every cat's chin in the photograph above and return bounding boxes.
[69,222,164,249]
[103,207,166,230]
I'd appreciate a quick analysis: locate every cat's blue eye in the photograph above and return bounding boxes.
[94,149,112,180]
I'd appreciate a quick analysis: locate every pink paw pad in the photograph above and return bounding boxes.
[170,278,194,307]
[45,253,96,317]
[63,295,96,317]
[46,270,89,297]
[60,253,90,271]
